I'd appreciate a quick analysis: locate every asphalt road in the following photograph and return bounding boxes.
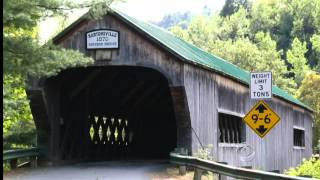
[3,160,176,180]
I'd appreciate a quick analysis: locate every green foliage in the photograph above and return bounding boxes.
[219,8,250,40]
[168,0,320,150]
[297,72,320,150]
[3,162,11,172]
[311,34,320,71]
[287,38,310,86]
[3,75,36,149]
[155,11,192,29]
[195,144,214,161]
[3,0,116,149]
[173,21,297,93]
[285,155,320,178]
[3,0,103,79]
[220,0,250,17]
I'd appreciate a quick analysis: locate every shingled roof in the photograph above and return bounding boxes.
[52,9,312,112]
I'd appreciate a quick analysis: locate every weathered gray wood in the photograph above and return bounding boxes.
[10,159,17,169]
[170,86,192,151]
[26,11,313,172]
[183,64,217,158]
[193,168,203,180]
[44,78,62,161]
[30,156,38,168]
[96,50,112,61]
[128,84,160,113]
[183,63,312,173]
[69,69,102,100]
[119,81,145,106]
[179,165,187,175]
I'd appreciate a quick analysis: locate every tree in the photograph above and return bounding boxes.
[154,11,192,29]
[3,75,36,149]
[168,0,320,151]
[287,38,310,85]
[170,20,297,94]
[3,0,119,79]
[311,34,320,71]
[285,155,320,178]
[219,7,250,40]
[297,72,320,152]
[220,0,250,17]
[3,0,116,149]
[289,0,320,68]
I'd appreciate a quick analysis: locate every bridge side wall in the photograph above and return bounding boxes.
[184,64,312,171]
[183,63,313,172]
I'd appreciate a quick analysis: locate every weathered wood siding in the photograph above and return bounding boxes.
[29,12,313,171]
[32,14,192,161]
[183,63,313,172]
[183,64,218,157]
[56,15,184,87]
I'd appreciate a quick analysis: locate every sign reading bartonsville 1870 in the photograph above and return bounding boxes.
[250,72,272,99]
[86,29,119,50]
[243,101,280,138]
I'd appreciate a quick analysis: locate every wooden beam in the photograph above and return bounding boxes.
[128,84,160,114]
[140,87,168,111]
[119,81,145,107]
[92,71,121,97]
[69,69,102,100]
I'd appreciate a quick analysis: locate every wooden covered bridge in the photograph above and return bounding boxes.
[26,9,313,172]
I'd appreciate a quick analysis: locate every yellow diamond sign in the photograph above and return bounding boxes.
[243,101,280,138]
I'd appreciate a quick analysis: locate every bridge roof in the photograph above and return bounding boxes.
[53,9,312,112]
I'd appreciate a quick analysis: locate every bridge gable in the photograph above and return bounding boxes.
[53,12,183,86]
[52,9,311,112]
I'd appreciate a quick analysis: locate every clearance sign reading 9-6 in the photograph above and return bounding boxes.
[243,101,280,138]
[244,72,280,138]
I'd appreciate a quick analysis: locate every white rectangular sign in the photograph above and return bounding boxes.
[250,72,272,99]
[86,29,119,49]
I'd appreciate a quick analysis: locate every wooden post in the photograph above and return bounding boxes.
[193,168,203,180]
[30,156,38,168]
[10,159,17,169]
[169,86,192,152]
[179,165,187,175]
[218,162,228,180]
[177,147,188,175]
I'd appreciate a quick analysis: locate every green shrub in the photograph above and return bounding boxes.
[3,162,10,172]
[285,155,320,178]
[195,144,214,161]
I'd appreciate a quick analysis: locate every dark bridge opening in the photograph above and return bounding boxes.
[53,66,177,161]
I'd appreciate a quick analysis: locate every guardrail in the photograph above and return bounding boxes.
[3,147,40,169]
[170,152,312,180]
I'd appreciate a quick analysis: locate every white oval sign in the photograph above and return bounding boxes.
[86,30,119,49]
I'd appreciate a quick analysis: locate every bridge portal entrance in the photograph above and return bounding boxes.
[50,66,177,161]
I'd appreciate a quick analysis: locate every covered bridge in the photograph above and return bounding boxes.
[27,9,313,172]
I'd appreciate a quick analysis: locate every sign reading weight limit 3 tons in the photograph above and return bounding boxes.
[250,72,272,99]
[243,101,280,138]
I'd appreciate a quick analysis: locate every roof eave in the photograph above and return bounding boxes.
[51,10,314,113]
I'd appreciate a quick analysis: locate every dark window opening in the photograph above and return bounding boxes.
[294,128,305,147]
[219,113,246,143]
